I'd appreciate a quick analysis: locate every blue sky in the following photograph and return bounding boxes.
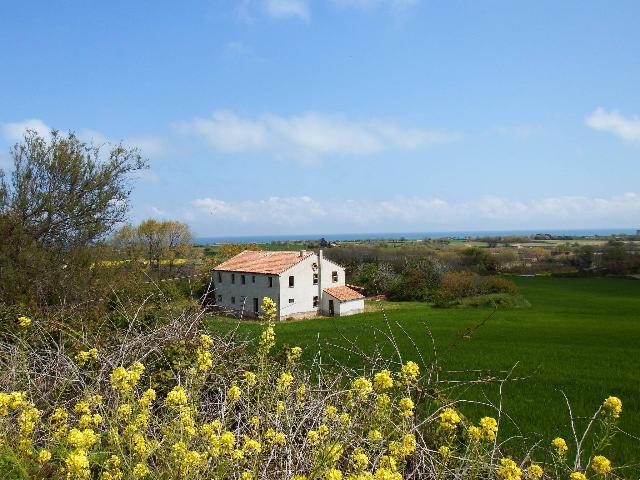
[1,0,639,236]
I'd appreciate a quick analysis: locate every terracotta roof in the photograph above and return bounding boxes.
[214,250,313,274]
[323,285,365,302]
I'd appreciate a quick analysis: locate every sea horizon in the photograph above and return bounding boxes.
[196,227,639,245]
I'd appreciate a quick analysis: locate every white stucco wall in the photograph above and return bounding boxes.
[212,270,280,318]
[337,298,365,316]
[213,251,349,319]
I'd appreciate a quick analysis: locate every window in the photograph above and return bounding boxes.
[252,275,256,283]
[332,271,338,282]
[313,296,319,307]
[231,273,236,284]
[253,298,259,313]
[289,298,294,304]
[231,296,236,304]
[268,277,273,288]
[289,275,295,287]
[217,294,222,302]
[313,273,318,285]
[241,274,246,285]
[217,272,222,283]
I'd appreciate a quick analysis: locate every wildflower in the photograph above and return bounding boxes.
[325,443,344,464]
[37,449,52,463]
[398,397,414,417]
[591,455,612,476]
[402,433,417,455]
[139,388,156,408]
[227,385,242,403]
[65,449,90,479]
[165,386,188,406]
[110,362,145,394]
[552,437,568,456]
[569,473,588,480]
[379,455,397,471]
[219,431,236,452]
[117,404,132,418]
[497,458,522,480]
[242,436,262,454]
[67,428,99,449]
[468,425,482,441]
[292,476,308,480]
[527,464,543,479]
[373,371,394,391]
[296,383,306,404]
[376,394,391,410]
[132,462,149,478]
[288,346,303,363]
[276,372,294,393]
[438,446,451,458]
[339,412,351,427]
[196,349,213,372]
[324,405,338,420]
[601,396,622,419]
[276,400,286,413]
[373,468,401,480]
[307,430,320,445]
[352,377,373,399]
[265,428,286,446]
[400,361,420,384]
[439,407,461,430]
[243,371,257,386]
[479,416,498,441]
[200,334,213,348]
[75,348,99,365]
[368,429,383,442]
[17,316,31,327]
[325,469,343,480]
[74,401,91,415]
[318,424,330,438]
[351,448,369,470]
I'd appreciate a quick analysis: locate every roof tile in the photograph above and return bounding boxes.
[323,285,365,302]
[214,250,313,274]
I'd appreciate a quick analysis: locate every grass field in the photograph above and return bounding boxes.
[207,276,640,465]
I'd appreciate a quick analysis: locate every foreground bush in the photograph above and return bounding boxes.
[0,299,631,479]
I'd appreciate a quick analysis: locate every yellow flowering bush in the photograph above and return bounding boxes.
[0,297,635,479]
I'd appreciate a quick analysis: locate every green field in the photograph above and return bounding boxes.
[207,276,640,465]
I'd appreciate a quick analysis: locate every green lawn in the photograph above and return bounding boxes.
[207,277,640,465]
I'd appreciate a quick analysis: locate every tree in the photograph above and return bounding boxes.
[0,129,147,305]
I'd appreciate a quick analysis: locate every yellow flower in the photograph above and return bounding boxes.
[552,437,568,456]
[367,429,383,442]
[324,405,338,420]
[400,361,420,384]
[65,449,90,479]
[373,371,394,391]
[288,346,303,362]
[242,436,262,454]
[132,462,149,479]
[570,473,588,480]
[496,458,522,480]
[373,467,401,480]
[468,425,482,441]
[265,428,286,446]
[37,449,52,463]
[227,385,242,403]
[243,371,257,386]
[351,377,373,399]
[67,428,99,449]
[591,455,612,476]
[74,401,91,415]
[339,412,351,427]
[139,388,156,408]
[165,386,188,406]
[350,448,369,470]
[601,396,622,419]
[276,372,294,393]
[196,349,213,372]
[110,362,145,394]
[439,407,461,430]
[75,348,98,365]
[325,468,343,480]
[200,334,213,348]
[438,445,451,458]
[398,397,414,417]
[307,430,320,445]
[479,416,498,441]
[292,476,308,480]
[17,316,31,327]
[527,464,543,479]
[117,404,132,418]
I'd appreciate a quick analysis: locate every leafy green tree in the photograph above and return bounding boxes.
[0,129,147,305]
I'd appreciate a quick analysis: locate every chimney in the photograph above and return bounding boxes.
[299,250,306,257]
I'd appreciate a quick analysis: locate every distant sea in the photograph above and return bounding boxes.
[196,228,638,245]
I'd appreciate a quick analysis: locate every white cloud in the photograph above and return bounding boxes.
[186,192,640,233]
[176,110,460,162]
[263,0,309,20]
[1,118,51,142]
[331,0,418,10]
[586,107,640,143]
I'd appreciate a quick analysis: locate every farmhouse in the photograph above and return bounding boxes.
[212,250,364,320]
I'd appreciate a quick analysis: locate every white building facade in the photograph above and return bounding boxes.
[212,250,365,319]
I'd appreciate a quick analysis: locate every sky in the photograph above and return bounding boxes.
[1,0,639,236]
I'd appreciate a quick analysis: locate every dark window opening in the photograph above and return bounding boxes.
[231,296,236,304]
[332,271,338,282]
[231,273,236,284]
[289,276,295,287]
[313,273,318,285]
[253,298,259,313]
[289,298,294,304]
[313,296,319,307]
[268,277,273,288]
[241,274,246,285]
[252,275,256,283]
[217,272,222,283]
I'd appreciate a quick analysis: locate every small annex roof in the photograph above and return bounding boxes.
[214,250,314,275]
[323,285,365,302]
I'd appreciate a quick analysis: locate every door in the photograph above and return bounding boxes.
[253,298,259,315]
[328,299,335,316]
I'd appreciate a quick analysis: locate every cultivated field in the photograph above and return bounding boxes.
[207,276,640,464]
